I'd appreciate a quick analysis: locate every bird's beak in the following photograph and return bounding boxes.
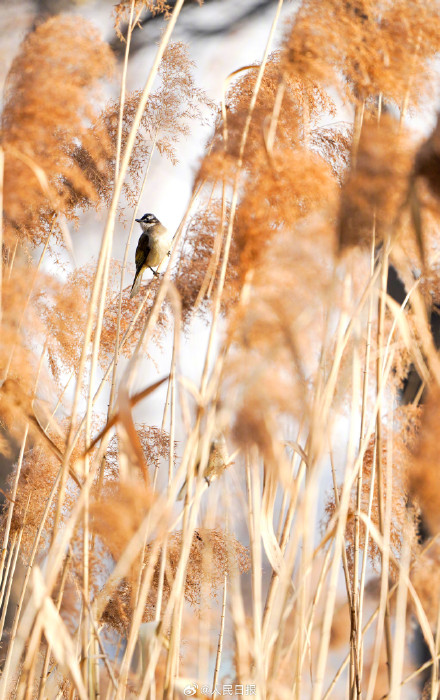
[135,218,142,222]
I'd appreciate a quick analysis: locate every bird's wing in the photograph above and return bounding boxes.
[135,232,151,271]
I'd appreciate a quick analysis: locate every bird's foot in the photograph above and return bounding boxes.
[150,268,160,278]
[167,250,171,257]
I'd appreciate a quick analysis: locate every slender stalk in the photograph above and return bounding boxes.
[353,230,376,695]
[0,531,17,614]
[212,574,228,691]
[0,425,28,586]
[0,498,30,690]
[36,552,71,700]
[114,0,136,182]
[0,531,21,641]
[390,527,411,700]
[246,453,264,695]
[152,323,178,621]
[7,240,17,279]
[0,147,4,326]
[373,237,393,684]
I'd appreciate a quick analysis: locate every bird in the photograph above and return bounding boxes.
[177,434,229,501]
[130,213,171,298]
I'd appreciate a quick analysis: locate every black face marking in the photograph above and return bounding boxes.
[135,213,159,225]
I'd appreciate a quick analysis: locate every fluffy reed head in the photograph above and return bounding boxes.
[338,114,415,249]
[1,15,115,249]
[409,387,440,536]
[98,525,250,634]
[78,41,212,210]
[282,0,440,107]
[114,1,171,41]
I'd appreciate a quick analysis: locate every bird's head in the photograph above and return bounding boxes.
[135,213,160,228]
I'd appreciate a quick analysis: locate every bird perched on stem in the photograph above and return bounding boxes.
[130,213,171,298]
[177,434,230,501]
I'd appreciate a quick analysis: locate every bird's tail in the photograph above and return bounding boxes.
[130,268,143,298]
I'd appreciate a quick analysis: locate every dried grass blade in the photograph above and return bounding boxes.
[83,375,169,455]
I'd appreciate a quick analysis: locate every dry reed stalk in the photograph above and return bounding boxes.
[367,534,405,700]
[0,461,65,698]
[336,545,440,699]
[357,435,377,686]
[245,452,264,695]
[0,425,28,586]
[429,586,440,700]
[196,491,221,688]
[161,423,217,698]
[0,530,21,642]
[323,526,439,700]
[81,187,122,684]
[36,551,71,700]
[163,580,184,699]
[0,531,17,614]
[11,457,120,698]
[138,463,235,697]
[149,314,179,677]
[373,238,394,689]
[389,529,411,700]
[0,147,3,326]
[212,572,228,690]
[115,537,166,698]
[312,332,401,699]
[114,0,136,182]
[329,446,358,694]
[364,515,436,659]
[311,331,364,699]
[269,528,334,699]
[353,234,376,695]
[262,436,307,643]
[287,273,350,694]
[266,479,314,694]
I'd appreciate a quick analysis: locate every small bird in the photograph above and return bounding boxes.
[130,213,171,298]
[177,434,229,501]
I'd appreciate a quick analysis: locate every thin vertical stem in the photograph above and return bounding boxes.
[353,230,376,695]
[374,238,393,683]
[212,574,228,691]
[0,531,17,614]
[37,552,71,700]
[0,147,4,326]
[0,425,28,586]
[114,0,136,182]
